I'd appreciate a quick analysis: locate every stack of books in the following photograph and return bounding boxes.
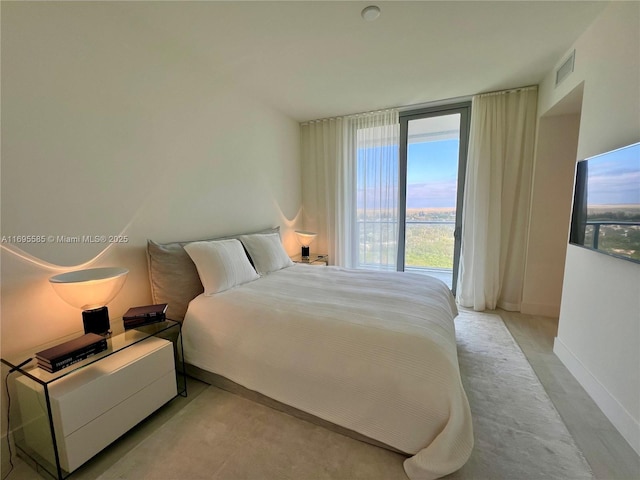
[36,333,108,373]
[123,303,167,329]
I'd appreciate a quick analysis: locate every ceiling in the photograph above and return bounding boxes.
[20,1,610,122]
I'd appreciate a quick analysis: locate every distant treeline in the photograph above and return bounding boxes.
[587,210,640,222]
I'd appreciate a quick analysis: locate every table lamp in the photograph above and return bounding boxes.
[294,231,317,259]
[49,267,128,335]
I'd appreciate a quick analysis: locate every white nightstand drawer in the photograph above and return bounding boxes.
[59,370,176,472]
[16,336,177,473]
[50,336,175,436]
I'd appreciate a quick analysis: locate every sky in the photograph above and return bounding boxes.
[356,138,460,210]
[586,143,640,206]
[406,139,459,209]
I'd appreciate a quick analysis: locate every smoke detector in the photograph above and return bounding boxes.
[361,5,381,22]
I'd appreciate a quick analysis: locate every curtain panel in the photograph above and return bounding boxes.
[301,110,399,269]
[457,87,538,311]
[348,110,400,270]
[300,117,345,266]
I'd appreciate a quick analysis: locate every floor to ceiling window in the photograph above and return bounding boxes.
[398,104,470,292]
[354,103,470,292]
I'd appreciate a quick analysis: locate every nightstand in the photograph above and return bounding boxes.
[291,253,329,266]
[1,319,186,480]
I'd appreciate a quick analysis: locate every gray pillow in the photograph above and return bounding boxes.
[147,226,279,322]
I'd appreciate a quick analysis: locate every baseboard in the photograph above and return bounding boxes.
[553,337,640,456]
[520,302,560,318]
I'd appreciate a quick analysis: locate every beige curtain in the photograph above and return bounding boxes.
[300,110,399,268]
[347,110,400,270]
[300,118,347,266]
[457,87,538,311]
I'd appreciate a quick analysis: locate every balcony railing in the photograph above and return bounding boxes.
[357,219,455,272]
[584,220,640,250]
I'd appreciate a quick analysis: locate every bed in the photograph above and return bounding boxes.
[147,228,473,480]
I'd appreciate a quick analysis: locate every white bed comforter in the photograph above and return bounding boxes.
[182,265,473,479]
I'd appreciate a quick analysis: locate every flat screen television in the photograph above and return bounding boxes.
[569,141,640,264]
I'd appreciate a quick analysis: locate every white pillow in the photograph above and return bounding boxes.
[184,239,259,295]
[239,233,294,275]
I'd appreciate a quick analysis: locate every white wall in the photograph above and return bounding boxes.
[0,4,301,468]
[537,2,640,454]
[522,111,580,317]
[1,1,301,355]
[0,2,301,468]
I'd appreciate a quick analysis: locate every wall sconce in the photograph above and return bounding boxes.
[294,231,317,259]
[49,267,128,335]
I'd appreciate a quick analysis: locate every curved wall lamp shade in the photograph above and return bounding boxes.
[50,267,128,335]
[294,230,317,258]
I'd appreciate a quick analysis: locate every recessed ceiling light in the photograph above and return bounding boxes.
[361,5,381,22]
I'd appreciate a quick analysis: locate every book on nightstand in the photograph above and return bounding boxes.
[123,303,167,329]
[36,333,108,372]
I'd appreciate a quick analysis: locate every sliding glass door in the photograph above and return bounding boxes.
[398,104,470,293]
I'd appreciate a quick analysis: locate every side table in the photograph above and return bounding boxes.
[1,319,186,479]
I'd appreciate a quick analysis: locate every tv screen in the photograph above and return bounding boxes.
[569,141,640,264]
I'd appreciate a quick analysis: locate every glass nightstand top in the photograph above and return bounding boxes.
[291,253,328,264]
[1,319,180,385]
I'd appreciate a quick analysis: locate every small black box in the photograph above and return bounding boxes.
[82,307,111,335]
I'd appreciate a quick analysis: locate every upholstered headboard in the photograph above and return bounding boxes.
[146,226,280,322]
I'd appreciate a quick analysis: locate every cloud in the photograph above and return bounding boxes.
[589,170,640,205]
[406,180,457,208]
